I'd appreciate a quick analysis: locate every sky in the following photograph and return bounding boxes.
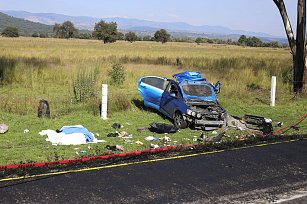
[0,0,298,37]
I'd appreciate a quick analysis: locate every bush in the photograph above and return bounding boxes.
[72,67,99,103]
[39,33,48,38]
[32,33,39,38]
[108,63,126,85]
[125,32,138,43]
[1,27,19,37]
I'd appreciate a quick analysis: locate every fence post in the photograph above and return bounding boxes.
[270,76,276,107]
[101,84,108,120]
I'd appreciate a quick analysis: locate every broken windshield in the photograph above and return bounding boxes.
[182,84,213,97]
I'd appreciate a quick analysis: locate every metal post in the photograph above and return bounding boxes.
[101,84,108,119]
[270,76,276,107]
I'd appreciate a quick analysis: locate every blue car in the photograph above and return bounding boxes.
[138,72,227,130]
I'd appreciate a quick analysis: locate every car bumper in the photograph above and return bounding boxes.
[194,119,226,130]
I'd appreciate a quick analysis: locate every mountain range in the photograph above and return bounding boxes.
[1,10,287,43]
[0,11,53,35]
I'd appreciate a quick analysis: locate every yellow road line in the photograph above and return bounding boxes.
[0,138,306,183]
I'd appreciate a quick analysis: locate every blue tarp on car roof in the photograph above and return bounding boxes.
[172,72,207,83]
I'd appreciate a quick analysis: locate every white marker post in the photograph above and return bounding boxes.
[270,76,276,107]
[101,84,108,120]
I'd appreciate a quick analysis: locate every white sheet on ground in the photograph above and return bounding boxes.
[39,129,104,145]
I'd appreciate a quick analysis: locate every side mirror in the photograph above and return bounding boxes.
[214,81,222,94]
[170,92,177,98]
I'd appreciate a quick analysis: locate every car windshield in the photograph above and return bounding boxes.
[182,84,213,97]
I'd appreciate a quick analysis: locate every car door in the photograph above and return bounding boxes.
[138,76,167,110]
[160,81,187,118]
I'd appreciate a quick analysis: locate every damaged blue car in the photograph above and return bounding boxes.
[138,72,226,130]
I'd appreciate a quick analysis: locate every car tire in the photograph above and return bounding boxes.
[174,111,188,129]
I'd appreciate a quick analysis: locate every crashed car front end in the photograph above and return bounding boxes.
[184,100,227,130]
[179,80,227,130]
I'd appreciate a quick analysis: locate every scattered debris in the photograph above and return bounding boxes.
[115,145,124,151]
[198,131,226,143]
[107,132,119,137]
[150,144,159,149]
[124,139,133,144]
[276,122,283,127]
[118,131,129,137]
[149,123,178,134]
[137,128,147,132]
[107,131,132,138]
[112,123,122,129]
[144,136,160,141]
[118,135,133,139]
[105,145,124,151]
[96,140,107,143]
[135,141,144,145]
[0,124,8,134]
[24,129,30,133]
[292,126,300,131]
[162,135,171,143]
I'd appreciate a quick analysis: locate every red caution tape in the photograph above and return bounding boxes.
[273,113,307,135]
[0,145,182,170]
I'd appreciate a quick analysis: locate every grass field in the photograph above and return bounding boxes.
[0,37,306,165]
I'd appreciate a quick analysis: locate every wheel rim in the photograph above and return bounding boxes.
[175,113,182,126]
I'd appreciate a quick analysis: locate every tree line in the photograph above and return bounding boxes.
[1,20,284,48]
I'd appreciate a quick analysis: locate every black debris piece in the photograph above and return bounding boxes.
[105,145,117,151]
[276,122,283,127]
[107,132,119,137]
[149,123,178,134]
[243,115,273,135]
[112,123,122,129]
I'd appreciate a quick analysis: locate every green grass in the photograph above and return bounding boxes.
[0,37,306,166]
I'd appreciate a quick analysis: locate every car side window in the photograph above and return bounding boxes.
[168,83,180,98]
[141,77,166,90]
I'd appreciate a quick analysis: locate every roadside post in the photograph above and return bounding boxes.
[101,84,108,119]
[270,76,276,107]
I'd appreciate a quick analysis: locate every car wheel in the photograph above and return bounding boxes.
[174,111,188,129]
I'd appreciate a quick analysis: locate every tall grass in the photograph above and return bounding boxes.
[0,37,296,117]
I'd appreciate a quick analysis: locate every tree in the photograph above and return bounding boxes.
[154,29,171,43]
[1,27,19,37]
[117,32,124,40]
[125,32,138,43]
[238,35,247,45]
[273,0,307,93]
[93,20,119,43]
[53,21,77,39]
[195,37,203,44]
[247,36,263,47]
[143,35,152,41]
[62,21,77,39]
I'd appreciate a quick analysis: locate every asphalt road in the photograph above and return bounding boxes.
[0,139,307,203]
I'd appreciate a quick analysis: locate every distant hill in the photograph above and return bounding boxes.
[0,12,53,36]
[2,10,287,43]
